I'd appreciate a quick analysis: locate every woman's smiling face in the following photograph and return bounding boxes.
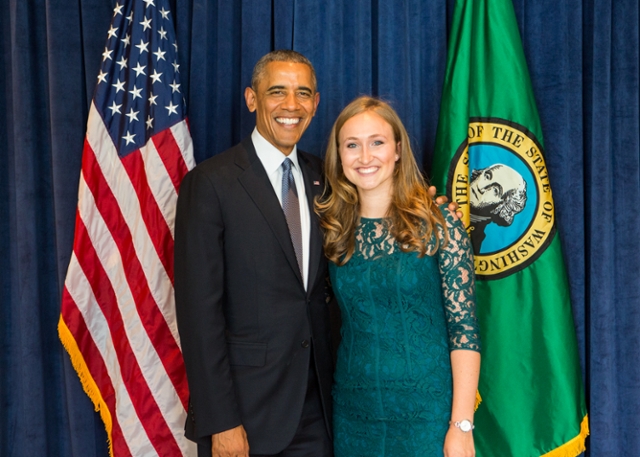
[338,110,400,199]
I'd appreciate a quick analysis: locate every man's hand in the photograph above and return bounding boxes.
[428,185,462,220]
[211,425,249,457]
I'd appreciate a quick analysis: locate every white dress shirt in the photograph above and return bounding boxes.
[252,128,310,290]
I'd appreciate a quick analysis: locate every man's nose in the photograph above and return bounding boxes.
[281,92,300,110]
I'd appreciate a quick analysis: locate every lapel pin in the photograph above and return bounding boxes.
[313,180,320,186]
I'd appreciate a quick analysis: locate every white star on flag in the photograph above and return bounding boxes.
[112,78,125,92]
[122,130,136,145]
[150,70,162,83]
[102,47,113,61]
[130,85,143,99]
[117,56,128,69]
[132,62,146,77]
[165,101,178,115]
[135,38,149,53]
[140,16,152,31]
[125,108,140,122]
[154,47,166,61]
[108,101,122,114]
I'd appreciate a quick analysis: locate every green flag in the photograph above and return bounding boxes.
[432,0,589,456]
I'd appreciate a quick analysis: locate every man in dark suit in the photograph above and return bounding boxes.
[174,50,333,457]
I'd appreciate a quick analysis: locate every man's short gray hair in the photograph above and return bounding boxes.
[251,50,317,91]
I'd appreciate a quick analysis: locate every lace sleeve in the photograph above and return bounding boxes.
[437,207,481,352]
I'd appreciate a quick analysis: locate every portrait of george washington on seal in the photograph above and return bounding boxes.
[469,163,527,252]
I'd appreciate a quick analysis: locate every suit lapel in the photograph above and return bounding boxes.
[236,138,304,286]
[299,154,324,292]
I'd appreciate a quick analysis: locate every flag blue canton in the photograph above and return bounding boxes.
[94,0,185,157]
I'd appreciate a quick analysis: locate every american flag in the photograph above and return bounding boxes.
[58,0,196,455]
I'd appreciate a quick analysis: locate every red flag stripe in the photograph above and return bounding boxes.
[138,136,182,239]
[61,287,134,457]
[68,217,182,456]
[70,165,192,455]
[64,254,156,456]
[120,149,175,282]
[76,171,181,416]
[152,127,190,193]
[86,105,183,348]
[170,121,196,172]
[79,140,189,409]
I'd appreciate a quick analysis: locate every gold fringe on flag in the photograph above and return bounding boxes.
[541,415,590,457]
[58,317,114,457]
[475,390,482,411]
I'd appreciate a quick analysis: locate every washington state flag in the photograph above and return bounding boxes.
[432,0,589,455]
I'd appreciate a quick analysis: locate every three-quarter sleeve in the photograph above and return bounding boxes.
[437,208,481,352]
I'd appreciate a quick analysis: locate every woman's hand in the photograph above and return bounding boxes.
[443,425,475,457]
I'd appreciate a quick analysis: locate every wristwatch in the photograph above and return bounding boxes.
[453,419,474,432]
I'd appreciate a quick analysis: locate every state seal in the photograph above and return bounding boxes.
[446,118,556,280]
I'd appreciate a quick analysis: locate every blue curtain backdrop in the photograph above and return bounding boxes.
[1,0,638,455]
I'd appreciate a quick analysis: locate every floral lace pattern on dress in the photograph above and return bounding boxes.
[330,207,480,456]
[355,210,480,351]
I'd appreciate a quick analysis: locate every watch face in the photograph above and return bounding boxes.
[459,420,472,432]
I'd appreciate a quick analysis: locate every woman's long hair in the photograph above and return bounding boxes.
[315,96,448,265]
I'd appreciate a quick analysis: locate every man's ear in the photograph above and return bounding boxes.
[245,87,257,112]
[312,91,320,115]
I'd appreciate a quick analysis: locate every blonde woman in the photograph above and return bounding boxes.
[316,97,481,457]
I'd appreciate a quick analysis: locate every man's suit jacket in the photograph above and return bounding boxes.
[174,137,333,455]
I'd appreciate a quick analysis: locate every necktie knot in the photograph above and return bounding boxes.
[282,158,292,173]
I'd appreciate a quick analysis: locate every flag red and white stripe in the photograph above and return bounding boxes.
[59,1,196,455]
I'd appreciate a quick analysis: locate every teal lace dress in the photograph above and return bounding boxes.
[329,209,480,457]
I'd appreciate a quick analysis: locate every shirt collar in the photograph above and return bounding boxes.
[251,127,300,175]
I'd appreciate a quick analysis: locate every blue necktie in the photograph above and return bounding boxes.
[281,158,303,275]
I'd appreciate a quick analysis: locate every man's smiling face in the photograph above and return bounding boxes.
[244,61,320,156]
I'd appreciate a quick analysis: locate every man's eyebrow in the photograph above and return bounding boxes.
[265,85,313,93]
